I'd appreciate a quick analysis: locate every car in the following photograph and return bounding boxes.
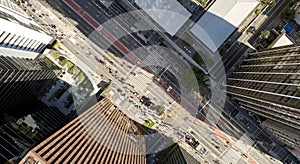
[130,71,136,76]
[183,46,192,54]
[247,26,256,34]
[99,59,105,64]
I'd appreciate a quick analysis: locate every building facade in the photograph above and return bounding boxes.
[0,1,53,59]
[262,119,300,151]
[0,102,68,162]
[0,55,58,112]
[19,97,146,164]
[226,45,300,149]
[154,143,200,164]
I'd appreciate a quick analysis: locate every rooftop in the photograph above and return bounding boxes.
[134,0,191,36]
[0,4,53,46]
[271,33,294,48]
[0,4,43,32]
[190,0,259,52]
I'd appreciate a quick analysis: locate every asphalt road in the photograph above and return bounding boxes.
[248,0,291,46]
[43,0,95,36]
[37,0,173,113]
[43,0,236,158]
[34,0,298,162]
[68,0,207,117]
[61,1,233,161]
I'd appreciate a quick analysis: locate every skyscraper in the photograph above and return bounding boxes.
[19,97,146,164]
[0,102,68,162]
[261,119,300,152]
[0,1,64,162]
[0,55,59,112]
[226,45,300,150]
[0,0,53,59]
[0,0,58,113]
[154,143,200,164]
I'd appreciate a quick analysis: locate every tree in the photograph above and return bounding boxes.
[180,67,208,89]
[192,67,208,87]
[179,67,200,91]
[219,47,227,56]
[255,9,262,15]
[261,0,275,6]
[259,30,270,39]
[68,66,79,75]
[282,7,296,22]
[196,0,207,7]
[50,51,60,59]
[58,56,68,66]
[153,105,165,116]
[192,53,204,65]
[66,60,74,67]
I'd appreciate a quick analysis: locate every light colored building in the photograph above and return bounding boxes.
[294,6,300,25]
[0,1,53,59]
[190,0,259,52]
[134,0,191,36]
[270,33,294,48]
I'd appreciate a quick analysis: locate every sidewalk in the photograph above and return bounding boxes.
[239,4,267,32]
[29,0,76,36]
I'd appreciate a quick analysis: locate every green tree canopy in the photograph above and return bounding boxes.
[282,7,296,22]
[153,105,165,116]
[259,30,271,39]
[261,0,275,6]
[58,56,68,66]
[179,66,208,91]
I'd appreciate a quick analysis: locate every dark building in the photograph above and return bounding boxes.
[262,119,300,152]
[0,0,58,114]
[154,143,200,164]
[226,45,300,152]
[0,101,68,163]
[19,97,146,164]
[0,55,59,113]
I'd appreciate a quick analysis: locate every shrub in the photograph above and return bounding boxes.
[255,9,261,15]
[68,66,79,75]
[58,56,68,66]
[50,51,60,59]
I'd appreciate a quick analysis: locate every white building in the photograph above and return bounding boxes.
[271,33,294,48]
[0,2,53,59]
[190,0,259,52]
[134,0,191,36]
